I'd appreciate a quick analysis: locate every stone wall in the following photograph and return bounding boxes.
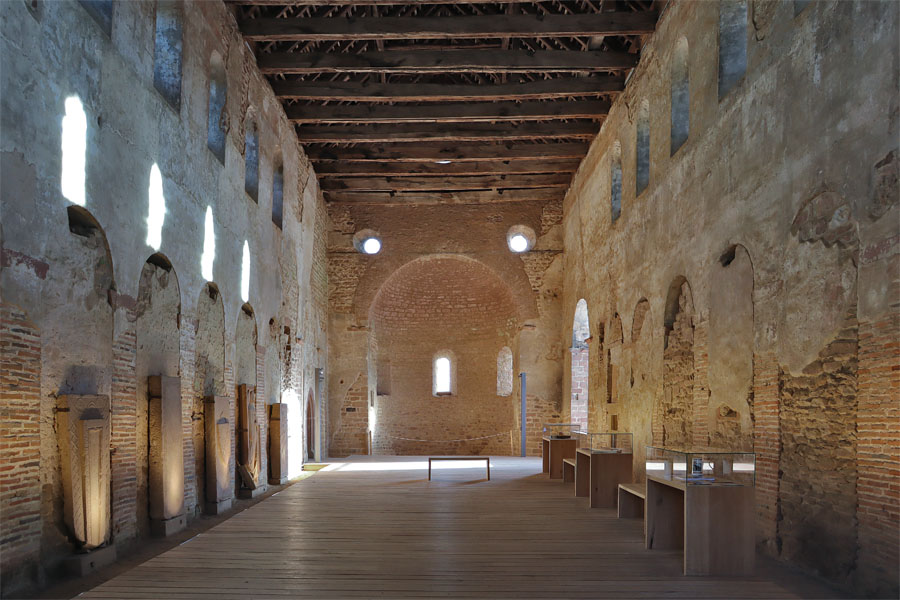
[0,1,328,595]
[559,1,898,595]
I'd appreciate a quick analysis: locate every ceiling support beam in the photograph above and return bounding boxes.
[297,122,598,143]
[312,159,582,177]
[258,49,638,75]
[240,12,658,42]
[320,174,573,191]
[325,188,564,205]
[286,100,610,124]
[273,77,625,101]
[306,142,589,162]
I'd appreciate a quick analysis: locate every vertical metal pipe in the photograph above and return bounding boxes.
[519,372,527,457]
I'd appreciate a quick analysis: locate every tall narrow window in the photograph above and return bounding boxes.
[61,96,87,206]
[146,164,166,251]
[244,120,259,202]
[201,206,215,281]
[497,347,513,397]
[671,37,690,154]
[272,164,284,229]
[610,142,622,222]
[718,0,747,99]
[636,100,650,195]
[153,1,183,110]
[240,240,250,303]
[207,53,227,164]
[433,353,455,396]
[79,0,112,34]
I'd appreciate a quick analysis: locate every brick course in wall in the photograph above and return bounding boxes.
[855,306,900,597]
[0,304,42,584]
[331,374,368,457]
[752,351,781,551]
[110,318,138,544]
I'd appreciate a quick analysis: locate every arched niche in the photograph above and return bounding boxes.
[44,205,116,553]
[708,245,754,450]
[570,299,590,428]
[367,255,520,456]
[659,276,695,447]
[134,252,181,537]
[192,282,225,514]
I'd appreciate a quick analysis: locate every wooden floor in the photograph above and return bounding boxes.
[81,457,842,599]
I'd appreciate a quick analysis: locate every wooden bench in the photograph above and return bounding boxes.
[618,482,645,518]
[562,458,576,484]
[428,456,490,481]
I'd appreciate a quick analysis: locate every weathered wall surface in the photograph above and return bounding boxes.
[560,1,898,596]
[327,201,563,458]
[0,1,328,595]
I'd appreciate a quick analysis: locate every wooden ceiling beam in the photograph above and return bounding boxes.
[229,1,544,5]
[320,173,573,191]
[240,12,658,41]
[258,49,639,75]
[324,188,563,206]
[312,159,582,177]
[297,121,598,143]
[306,142,589,162]
[274,76,625,101]
[287,100,611,124]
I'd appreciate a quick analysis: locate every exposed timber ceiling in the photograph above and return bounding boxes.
[231,1,662,206]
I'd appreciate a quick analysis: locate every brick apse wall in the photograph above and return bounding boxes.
[327,201,565,459]
[560,1,898,596]
[0,1,329,596]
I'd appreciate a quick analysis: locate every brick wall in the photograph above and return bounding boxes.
[569,348,589,428]
[330,373,368,457]
[752,351,780,551]
[855,307,900,597]
[110,319,137,543]
[0,304,42,584]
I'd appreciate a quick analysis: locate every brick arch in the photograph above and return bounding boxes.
[354,253,535,323]
[368,255,520,456]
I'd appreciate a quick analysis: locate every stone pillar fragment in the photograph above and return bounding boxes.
[237,384,265,498]
[204,395,233,514]
[57,395,112,550]
[148,376,185,536]
[268,403,288,485]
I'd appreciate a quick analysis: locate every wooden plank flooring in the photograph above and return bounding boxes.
[81,457,842,599]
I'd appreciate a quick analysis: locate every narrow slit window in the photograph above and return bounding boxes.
[207,54,227,163]
[636,100,650,196]
[244,120,259,202]
[153,1,183,110]
[497,347,513,397]
[671,37,690,154]
[611,142,622,222]
[718,0,748,99]
[434,357,451,395]
[272,165,284,229]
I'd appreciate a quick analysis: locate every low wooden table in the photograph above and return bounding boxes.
[542,436,577,479]
[428,456,490,481]
[645,475,755,576]
[562,458,576,484]
[574,448,633,508]
[617,482,645,518]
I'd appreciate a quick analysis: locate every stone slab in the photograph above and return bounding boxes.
[149,375,185,521]
[63,544,117,577]
[205,498,233,515]
[150,514,186,537]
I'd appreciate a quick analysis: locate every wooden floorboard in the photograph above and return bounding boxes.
[79,457,843,599]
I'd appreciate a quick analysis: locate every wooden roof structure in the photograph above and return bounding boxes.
[232,1,662,206]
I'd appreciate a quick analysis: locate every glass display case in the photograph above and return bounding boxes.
[645,446,756,486]
[575,431,633,454]
[542,422,580,439]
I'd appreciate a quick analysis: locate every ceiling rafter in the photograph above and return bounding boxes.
[234,1,660,206]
